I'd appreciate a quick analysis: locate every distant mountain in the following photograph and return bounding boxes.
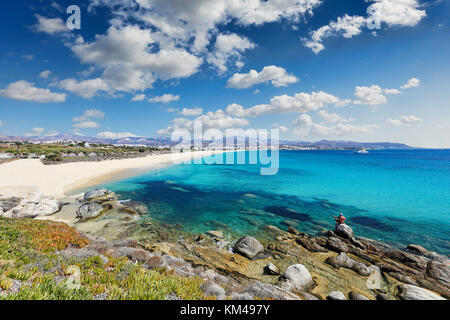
[0,134,414,149]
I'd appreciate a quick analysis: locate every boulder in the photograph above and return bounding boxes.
[326,252,371,276]
[242,282,300,300]
[84,189,114,201]
[327,291,346,300]
[34,197,61,216]
[326,236,349,253]
[334,223,353,239]
[398,284,446,300]
[426,259,450,286]
[407,244,428,255]
[1,194,61,218]
[76,203,104,221]
[234,236,264,259]
[281,264,314,292]
[349,292,370,300]
[264,262,279,275]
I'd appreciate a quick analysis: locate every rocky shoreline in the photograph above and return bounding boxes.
[0,189,448,300]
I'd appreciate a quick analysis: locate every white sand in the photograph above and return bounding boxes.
[0,151,222,198]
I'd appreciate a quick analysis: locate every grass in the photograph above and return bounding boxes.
[0,217,205,300]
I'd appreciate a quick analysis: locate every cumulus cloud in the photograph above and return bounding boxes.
[401,77,420,89]
[0,81,66,103]
[131,94,146,102]
[303,0,426,53]
[33,14,67,34]
[207,33,255,73]
[317,110,354,123]
[158,109,248,136]
[40,70,51,79]
[96,131,139,139]
[59,78,109,99]
[386,115,423,126]
[353,85,388,106]
[148,94,180,103]
[226,91,346,118]
[226,65,299,89]
[293,113,378,137]
[72,109,104,129]
[179,107,203,116]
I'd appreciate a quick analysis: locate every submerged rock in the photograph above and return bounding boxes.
[334,223,354,239]
[398,284,446,300]
[76,203,104,221]
[234,236,264,259]
[280,264,314,292]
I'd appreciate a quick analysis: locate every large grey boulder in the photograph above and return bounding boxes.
[84,189,114,201]
[326,236,349,253]
[76,203,104,221]
[1,193,61,218]
[334,223,353,239]
[426,259,450,286]
[398,284,446,300]
[327,291,346,300]
[234,236,264,259]
[280,264,314,292]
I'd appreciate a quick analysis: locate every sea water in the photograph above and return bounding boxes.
[97,150,450,254]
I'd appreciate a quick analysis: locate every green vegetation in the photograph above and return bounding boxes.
[0,218,204,300]
[0,142,169,162]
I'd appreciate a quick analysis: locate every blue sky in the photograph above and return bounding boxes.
[0,0,449,147]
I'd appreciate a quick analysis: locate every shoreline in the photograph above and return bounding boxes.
[0,150,224,198]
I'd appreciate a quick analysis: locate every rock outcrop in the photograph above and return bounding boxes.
[398,284,446,300]
[76,203,104,221]
[334,223,353,239]
[0,193,61,218]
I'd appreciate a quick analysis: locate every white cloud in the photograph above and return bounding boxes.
[131,94,146,102]
[317,110,354,123]
[148,94,180,103]
[0,81,66,103]
[59,78,109,99]
[226,65,299,89]
[384,88,401,95]
[353,85,388,106]
[303,0,426,53]
[226,91,345,117]
[73,121,101,129]
[96,131,139,139]
[293,113,378,137]
[33,14,67,34]
[207,33,255,73]
[25,127,45,137]
[73,109,105,122]
[158,108,248,135]
[179,107,203,116]
[304,14,366,54]
[400,77,420,89]
[386,115,423,126]
[40,70,51,79]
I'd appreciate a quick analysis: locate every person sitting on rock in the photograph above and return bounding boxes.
[333,212,346,225]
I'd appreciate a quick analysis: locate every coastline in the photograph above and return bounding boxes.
[0,150,224,198]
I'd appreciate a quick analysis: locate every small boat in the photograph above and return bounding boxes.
[356,148,369,154]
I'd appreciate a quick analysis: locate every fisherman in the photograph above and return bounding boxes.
[333,212,346,225]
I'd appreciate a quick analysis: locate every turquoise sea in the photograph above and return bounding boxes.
[95,150,450,255]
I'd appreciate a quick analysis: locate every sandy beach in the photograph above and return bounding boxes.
[0,151,223,198]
